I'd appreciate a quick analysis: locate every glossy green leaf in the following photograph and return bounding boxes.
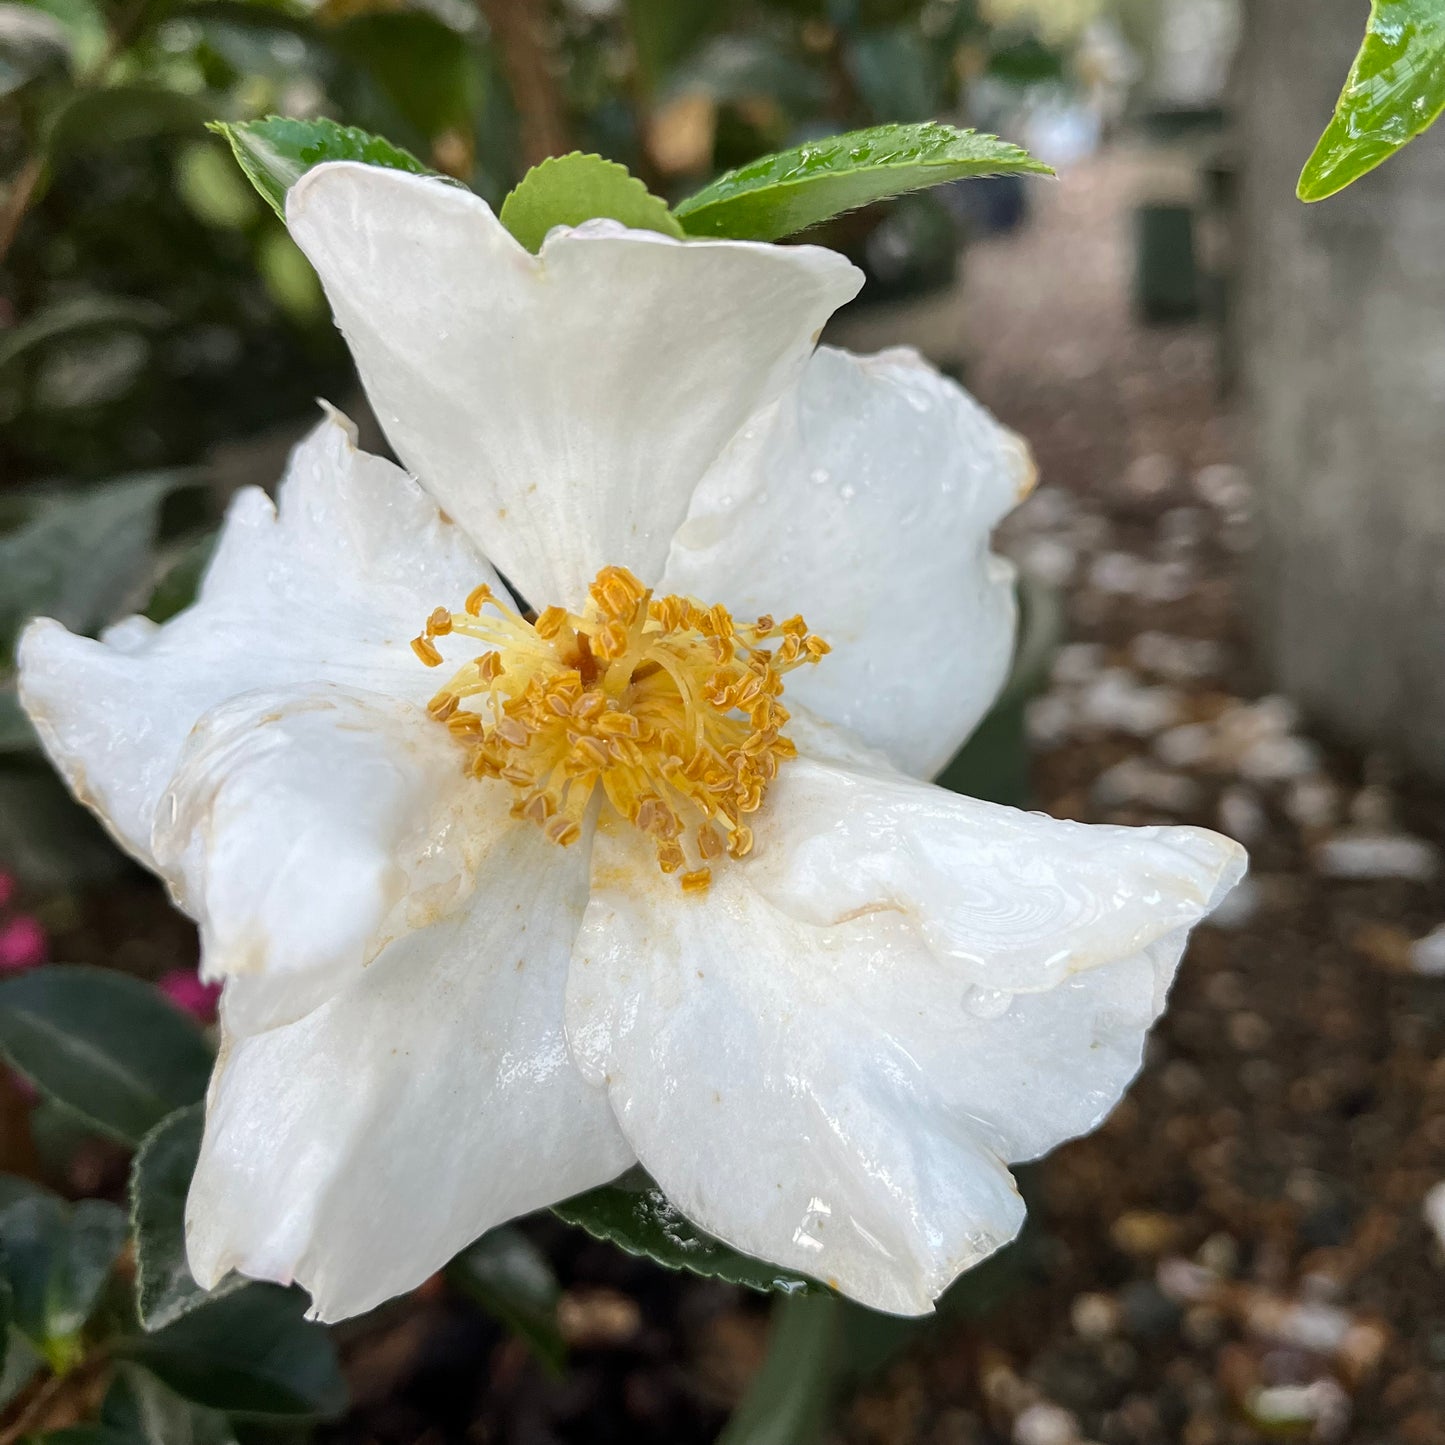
[554,1171,818,1295]
[210,115,438,221]
[0,966,214,1146]
[498,152,683,252]
[448,1227,564,1373]
[121,1284,347,1420]
[131,1105,246,1332]
[673,122,1050,240]
[1299,0,1445,201]
[0,1194,127,1363]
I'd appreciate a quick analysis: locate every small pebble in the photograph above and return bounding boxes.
[1247,1380,1350,1440]
[1423,1180,1445,1251]
[1411,925,1445,977]
[1070,1292,1122,1340]
[1132,630,1223,682]
[1314,832,1440,882]
[1088,551,1146,596]
[1051,642,1106,686]
[1093,758,1201,812]
[1112,1210,1180,1257]
[1285,775,1340,831]
[1013,1401,1080,1445]
[1217,786,1267,844]
[1079,670,1184,736]
[1236,733,1321,783]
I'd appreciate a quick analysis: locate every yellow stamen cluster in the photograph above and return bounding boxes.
[412,566,828,890]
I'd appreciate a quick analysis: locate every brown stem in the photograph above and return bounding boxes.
[0,1350,111,1445]
[479,0,572,168]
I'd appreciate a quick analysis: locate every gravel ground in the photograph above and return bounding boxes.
[832,149,1445,1445]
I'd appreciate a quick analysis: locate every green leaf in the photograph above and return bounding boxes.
[121,1285,347,1421]
[131,1105,246,1332]
[672,121,1051,240]
[716,1292,841,1445]
[554,1170,817,1295]
[0,1326,42,1410]
[447,1227,564,1373]
[1298,0,1445,201]
[0,1195,127,1364]
[498,152,684,253]
[0,966,214,1146]
[44,85,213,164]
[0,472,179,664]
[97,1363,238,1445]
[209,115,437,221]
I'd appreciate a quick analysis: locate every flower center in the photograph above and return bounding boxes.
[412,566,828,891]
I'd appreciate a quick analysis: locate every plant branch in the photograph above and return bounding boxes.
[478,0,572,168]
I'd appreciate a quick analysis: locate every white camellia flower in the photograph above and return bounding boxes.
[18,162,1245,1322]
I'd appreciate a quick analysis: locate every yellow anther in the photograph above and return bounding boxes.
[534,606,568,639]
[413,565,825,890]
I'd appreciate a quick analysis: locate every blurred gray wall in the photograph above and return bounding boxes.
[1240,0,1445,780]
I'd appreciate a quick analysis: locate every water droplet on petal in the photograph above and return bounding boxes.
[963,986,1013,1020]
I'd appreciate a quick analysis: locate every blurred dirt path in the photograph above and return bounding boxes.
[838,147,1445,1445]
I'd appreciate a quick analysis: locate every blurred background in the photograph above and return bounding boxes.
[3,0,1445,1442]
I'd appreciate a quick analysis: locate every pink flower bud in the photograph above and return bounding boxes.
[158,968,221,1022]
[0,916,46,973]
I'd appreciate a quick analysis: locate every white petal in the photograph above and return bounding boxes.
[566,759,1243,1315]
[187,823,632,1323]
[152,685,490,1032]
[285,163,862,610]
[661,346,1033,777]
[18,410,497,862]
